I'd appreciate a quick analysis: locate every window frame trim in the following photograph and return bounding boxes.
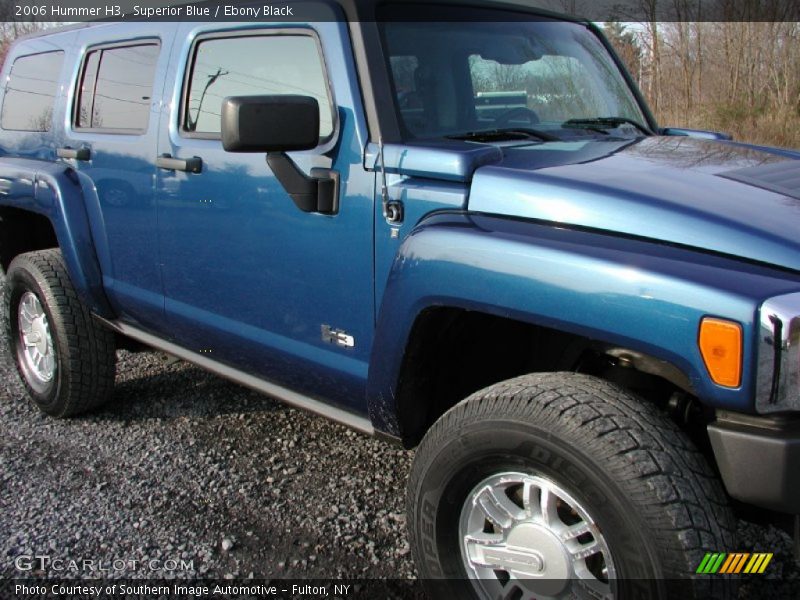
[1,49,65,133]
[178,28,338,143]
[71,39,162,136]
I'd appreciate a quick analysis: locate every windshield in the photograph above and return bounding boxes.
[379,17,648,141]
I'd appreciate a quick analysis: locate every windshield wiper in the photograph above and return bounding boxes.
[447,127,560,143]
[563,117,652,136]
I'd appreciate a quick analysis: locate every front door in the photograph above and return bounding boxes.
[155,24,375,410]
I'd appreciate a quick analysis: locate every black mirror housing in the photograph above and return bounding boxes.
[221,95,320,153]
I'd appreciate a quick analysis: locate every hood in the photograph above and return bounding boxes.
[468,136,800,271]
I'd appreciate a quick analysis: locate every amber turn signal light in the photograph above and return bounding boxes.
[699,318,742,388]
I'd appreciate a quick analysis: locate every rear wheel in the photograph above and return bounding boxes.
[5,249,116,416]
[407,372,737,599]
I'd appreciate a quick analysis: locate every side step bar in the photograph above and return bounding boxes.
[97,318,375,436]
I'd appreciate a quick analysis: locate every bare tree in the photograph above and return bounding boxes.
[0,20,50,67]
[604,7,800,148]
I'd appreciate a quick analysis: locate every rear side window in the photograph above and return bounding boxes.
[1,51,64,131]
[75,43,159,133]
[182,34,334,139]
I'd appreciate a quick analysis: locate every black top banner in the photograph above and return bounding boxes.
[2,0,800,23]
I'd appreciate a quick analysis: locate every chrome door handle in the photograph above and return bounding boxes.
[156,154,202,174]
[57,146,91,161]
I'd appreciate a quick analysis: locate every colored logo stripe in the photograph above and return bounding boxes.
[696,553,713,573]
[697,553,726,574]
[698,552,773,574]
[727,553,749,574]
[719,553,736,573]
[745,553,773,574]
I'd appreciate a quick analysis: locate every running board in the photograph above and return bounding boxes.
[98,318,375,435]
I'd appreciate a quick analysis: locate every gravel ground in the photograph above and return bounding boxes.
[1,279,800,597]
[0,348,416,581]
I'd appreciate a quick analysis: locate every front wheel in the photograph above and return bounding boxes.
[407,372,737,600]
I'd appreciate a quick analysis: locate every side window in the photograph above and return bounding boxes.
[183,34,334,139]
[1,51,64,132]
[75,43,159,132]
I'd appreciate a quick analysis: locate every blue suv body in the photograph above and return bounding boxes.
[1,1,799,596]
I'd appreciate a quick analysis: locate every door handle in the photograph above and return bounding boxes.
[156,154,202,174]
[57,146,91,161]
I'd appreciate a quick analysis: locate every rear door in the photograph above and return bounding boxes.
[154,23,375,410]
[64,25,175,328]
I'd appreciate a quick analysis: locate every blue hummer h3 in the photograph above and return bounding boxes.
[1,1,799,597]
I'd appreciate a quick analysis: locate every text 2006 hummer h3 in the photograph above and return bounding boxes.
[1,1,799,597]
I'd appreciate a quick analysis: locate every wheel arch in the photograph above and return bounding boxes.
[0,159,114,317]
[366,212,786,442]
[0,206,58,271]
[387,304,697,447]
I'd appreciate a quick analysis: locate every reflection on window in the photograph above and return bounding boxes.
[184,34,333,138]
[381,20,645,139]
[1,51,64,132]
[76,51,100,128]
[76,43,159,131]
[469,54,602,123]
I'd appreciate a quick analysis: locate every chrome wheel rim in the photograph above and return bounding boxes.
[17,291,56,392]
[459,472,616,600]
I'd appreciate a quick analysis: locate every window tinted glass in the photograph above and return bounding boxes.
[184,35,333,137]
[1,51,64,131]
[77,43,159,131]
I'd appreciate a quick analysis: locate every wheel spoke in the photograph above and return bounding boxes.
[571,538,602,561]
[22,332,39,347]
[20,303,35,324]
[24,298,38,317]
[475,485,522,529]
[43,354,55,375]
[561,521,592,543]
[464,532,506,569]
[539,486,562,527]
[522,480,536,518]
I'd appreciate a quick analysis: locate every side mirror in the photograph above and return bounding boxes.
[221,95,338,215]
[221,95,319,152]
[660,127,732,141]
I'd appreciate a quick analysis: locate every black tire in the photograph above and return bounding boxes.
[407,372,737,600]
[4,249,116,416]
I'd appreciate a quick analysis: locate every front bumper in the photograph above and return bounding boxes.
[708,412,800,514]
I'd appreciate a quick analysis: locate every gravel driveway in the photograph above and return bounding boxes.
[0,277,799,598]
[0,344,416,582]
